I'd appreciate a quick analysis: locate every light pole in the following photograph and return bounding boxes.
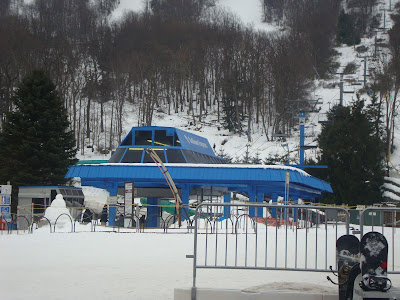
[281,143,289,164]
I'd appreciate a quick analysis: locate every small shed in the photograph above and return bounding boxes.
[350,209,383,226]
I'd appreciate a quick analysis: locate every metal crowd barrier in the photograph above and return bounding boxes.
[188,203,400,299]
[5,211,191,234]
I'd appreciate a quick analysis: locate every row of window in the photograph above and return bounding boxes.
[183,150,226,164]
[121,130,181,147]
[64,197,85,207]
[109,148,226,164]
[59,188,84,196]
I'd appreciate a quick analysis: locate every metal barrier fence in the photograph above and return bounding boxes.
[9,203,196,234]
[1,210,194,234]
[188,203,400,299]
[3,203,400,278]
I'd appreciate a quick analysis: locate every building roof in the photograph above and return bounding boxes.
[66,163,332,199]
[108,126,226,164]
[67,126,332,200]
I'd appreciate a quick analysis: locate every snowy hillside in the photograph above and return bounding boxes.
[80,0,400,179]
[16,0,399,169]
[112,0,276,31]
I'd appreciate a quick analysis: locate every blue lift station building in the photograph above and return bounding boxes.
[66,126,332,226]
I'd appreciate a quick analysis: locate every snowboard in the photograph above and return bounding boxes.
[345,263,360,300]
[336,234,360,300]
[359,231,391,292]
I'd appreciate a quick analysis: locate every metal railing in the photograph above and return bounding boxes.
[4,210,193,234]
[11,203,196,234]
[188,203,400,300]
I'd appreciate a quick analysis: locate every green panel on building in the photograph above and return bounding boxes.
[350,210,383,226]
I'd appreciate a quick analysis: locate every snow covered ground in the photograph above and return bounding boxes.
[2,199,400,299]
[1,222,400,299]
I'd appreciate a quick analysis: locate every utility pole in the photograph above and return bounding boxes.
[276,99,324,169]
[364,58,367,86]
[361,56,373,86]
[335,73,344,106]
[289,111,325,170]
[272,97,320,140]
[384,8,386,32]
[336,73,354,106]
[380,8,387,32]
[299,112,306,166]
[340,81,354,106]
[340,81,344,106]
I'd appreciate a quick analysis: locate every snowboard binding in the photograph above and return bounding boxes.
[360,275,392,292]
[338,263,352,282]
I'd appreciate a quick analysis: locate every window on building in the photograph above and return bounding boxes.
[109,148,126,163]
[32,198,45,215]
[134,130,152,145]
[174,132,181,146]
[165,149,186,163]
[64,198,72,206]
[192,152,200,163]
[143,149,166,163]
[182,150,197,163]
[154,130,173,146]
[121,149,143,163]
[121,131,133,146]
[201,153,211,163]
[181,150,222,164]
[51,189,57,200]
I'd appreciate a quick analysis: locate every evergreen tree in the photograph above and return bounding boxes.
[366,93,385,142]
[0,69,77,211]
[251,152,262,165]
[316,99,385,206]
[216,147,232,163]
[337,10,361,46]
[222,97,244,134]
[263,152,284,165]
[242,146,251,164]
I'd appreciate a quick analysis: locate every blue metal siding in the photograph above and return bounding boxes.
[68,127,332,199]
[175,128,215,156]
[66,164,332,199]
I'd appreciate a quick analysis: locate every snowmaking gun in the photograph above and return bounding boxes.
[145,148,190,226]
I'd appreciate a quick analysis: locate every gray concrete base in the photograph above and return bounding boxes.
[175,286,338,300]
